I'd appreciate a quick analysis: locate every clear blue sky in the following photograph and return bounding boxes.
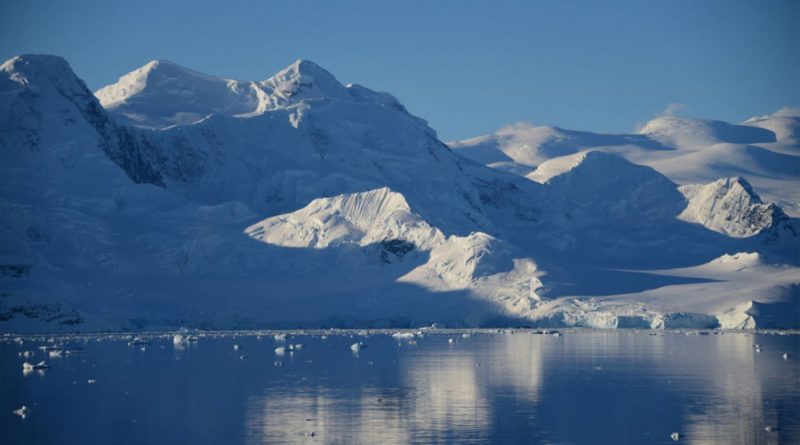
[1,0,797,141]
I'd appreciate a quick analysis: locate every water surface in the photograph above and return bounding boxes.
[1,330,798,444]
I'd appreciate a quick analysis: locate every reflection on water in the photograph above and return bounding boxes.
[2,331,798,445]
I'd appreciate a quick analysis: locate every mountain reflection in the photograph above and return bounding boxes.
[243,332,798,445]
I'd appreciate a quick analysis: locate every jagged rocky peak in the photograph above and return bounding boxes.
[678,177,791,238]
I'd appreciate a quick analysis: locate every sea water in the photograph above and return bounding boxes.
[1,330,798,444]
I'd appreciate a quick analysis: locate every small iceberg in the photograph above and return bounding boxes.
[351,342,367,352]
[275,346,286,355]
[22,361,49,371]
[274,334,286,341]
[392,332,415,340]
[671,432,681,441]
[173,334,187,347]
[783,353,790,360]
[13,405,30,419]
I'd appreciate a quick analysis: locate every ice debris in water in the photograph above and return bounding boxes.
[351,342,367,352]
[19,351,34,358]
[22,361,49,371]
[275,346,286,355]
[173,334,187,346]
[783,353,790,360]
[13,405,30,419]
[448,338,456,343]
[88,379,97,384]
[274,334,286,341]
[233,344,240,350]
[671,432,681,441]
[765,425,777,432]
[392,332,415,340]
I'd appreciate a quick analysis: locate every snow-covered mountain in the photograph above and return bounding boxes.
[1,54,797,332]
[451,112,800,216]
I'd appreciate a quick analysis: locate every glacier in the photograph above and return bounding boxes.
[0,54,798,332]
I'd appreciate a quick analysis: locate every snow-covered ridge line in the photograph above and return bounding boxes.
[1,54,798,333]
[94,58,407,129]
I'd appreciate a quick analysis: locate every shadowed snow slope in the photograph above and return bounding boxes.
[1,54,798,332]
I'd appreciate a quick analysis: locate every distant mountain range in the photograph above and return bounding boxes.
[1,54,797,332]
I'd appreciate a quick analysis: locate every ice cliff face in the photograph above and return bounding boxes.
[0,54,798,332]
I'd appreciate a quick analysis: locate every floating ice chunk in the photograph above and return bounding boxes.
[173,334,187,346]
[783,353,790,360]
[128,337,149,346]
[233,344,240,350]
[392,332,415,340]
[274,334,286,341]
[87,379,97,384]
[292,344,304,350]
[48,350,63,358]
[448,338,456,344]
[351,342,367,352]
[275,346,286,355]
[239,354,248,360]
[13,405,30,419]
[23,361,49,371]
[765,425,777,432]
[19,351,34,358]
[461,333,471,339]
[671,432,681,441]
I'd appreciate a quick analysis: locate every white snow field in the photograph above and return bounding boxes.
[0,54,797,332]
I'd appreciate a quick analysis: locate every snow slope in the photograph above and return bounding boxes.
[451,112,800,216]
[0,54,798,332]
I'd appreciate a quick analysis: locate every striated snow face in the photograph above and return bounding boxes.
[678,177,788,238]
[245,187,444,250]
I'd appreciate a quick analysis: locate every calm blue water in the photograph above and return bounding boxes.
[1,330,798,445]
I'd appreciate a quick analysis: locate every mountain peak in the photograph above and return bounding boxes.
[677,176,792,238]
[1,54,83,90]
[260,58,348,103]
